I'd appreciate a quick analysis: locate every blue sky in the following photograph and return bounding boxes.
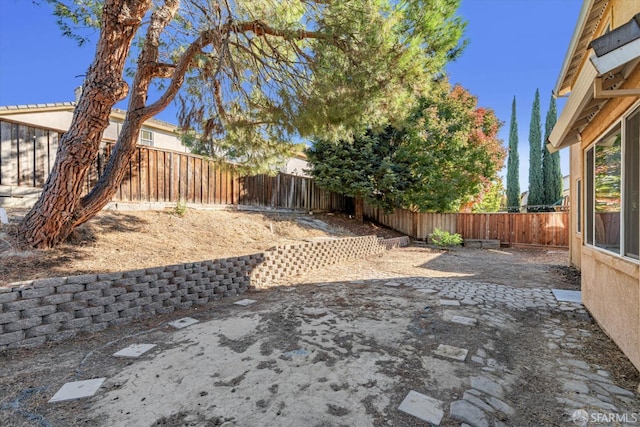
[0,0,583,191]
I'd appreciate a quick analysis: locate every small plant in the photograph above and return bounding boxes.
[428,227,463,247]
[175,199,187,217]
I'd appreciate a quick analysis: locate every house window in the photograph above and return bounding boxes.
[585,149,594,245]
[584,107,640,260]
[140,129,154,146]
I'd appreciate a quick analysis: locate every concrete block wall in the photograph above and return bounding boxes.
[251,235,391,288]
[0,255,263,350]
[0,235,408,350]
[380,236,410,251]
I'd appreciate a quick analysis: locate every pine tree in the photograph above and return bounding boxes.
[527,89,543,210]
[17,0,468,248]
[542,94,562,206]
[506,97,520,212]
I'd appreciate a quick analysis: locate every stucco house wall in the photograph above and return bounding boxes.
[550,0,640,371]
[0,103,187,152]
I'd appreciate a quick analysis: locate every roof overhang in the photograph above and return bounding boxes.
[0,103,178,134]
[554,0,609,97]
[0,103,76,116]
[549,9,640,153]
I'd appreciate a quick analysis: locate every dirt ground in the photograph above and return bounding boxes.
[0,208,401,286]
[0,208,638,427]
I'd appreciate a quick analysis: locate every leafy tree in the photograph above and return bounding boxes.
[19,0,466,248]
[306,128,411,222]
[542,94,562,206]
[527,89,544,210]
[506,97,520,212]
[308,80,506,217]
[401,81,505,212]
[471,180,505,213]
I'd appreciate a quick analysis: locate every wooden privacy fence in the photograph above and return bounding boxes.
[363,204,457,239]
[0,119,350,212]
[101,144,351,212]
[364,205,569,247]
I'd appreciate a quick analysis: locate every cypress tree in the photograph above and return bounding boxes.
[527,89,543,210]
[506,97,520,212]
[542,94,562,206]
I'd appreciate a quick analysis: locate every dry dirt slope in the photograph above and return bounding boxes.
[0,208,402,286]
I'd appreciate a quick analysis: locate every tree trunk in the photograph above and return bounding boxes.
[354,197,364,223]
[18,0,150,248]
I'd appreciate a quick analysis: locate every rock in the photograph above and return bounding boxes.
[433,344,468,361]
[398,390,444,425]
[562,380,589,395]
[470,376,504,398]
[592,380,636,397]
[485,396,515,416]
[449,400,489,427]
[462,392,495,413]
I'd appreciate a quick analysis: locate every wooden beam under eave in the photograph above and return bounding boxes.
[594,77,640,98]
[582,66,640,145]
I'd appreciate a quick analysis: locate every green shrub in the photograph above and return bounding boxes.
[429,228,463,247]
[175,199,187,217]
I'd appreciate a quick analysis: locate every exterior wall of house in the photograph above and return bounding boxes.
[564,0,640,372]
[576,69,640,370]
[581,246,640,369]
[0,108,186,152]
[283,156,310,177]
[569,143,582,269]
[0,109,76,132]
[141,125,186,152]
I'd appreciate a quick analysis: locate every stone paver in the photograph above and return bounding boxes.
[552,289,582,303]
[49,378,106,403]
[398,390,444,425]
[450,400,490,427]
[439,299,461,306]
[470,376,504,398]
[449,315,478,326]
[433,344,468,361]
[113,344,157,358]
[167,317,199,329]
[234,299,257,306]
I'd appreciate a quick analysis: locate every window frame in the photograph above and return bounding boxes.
[140,129,154,146]
[583,101,640,264]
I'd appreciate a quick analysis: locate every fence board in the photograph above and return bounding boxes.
[1,119,352,214]
[368,205,568,247]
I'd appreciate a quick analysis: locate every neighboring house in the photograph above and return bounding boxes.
[0,100,188,188]
[548,0,640,371]
[281,152,311,177]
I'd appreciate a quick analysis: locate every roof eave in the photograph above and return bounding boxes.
[554,0,597,96]
[549,60,599,152]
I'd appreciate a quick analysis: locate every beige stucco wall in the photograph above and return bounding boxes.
[143,125,186,152]
[0,109,186,152]
[581,247,640,370]
[564,0,640,372]
[0,109,76,132]
[569,143,582,268]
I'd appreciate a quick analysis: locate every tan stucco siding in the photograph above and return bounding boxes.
[611,0,640,28]
[0,110,75,132]
[581,247,640,370]
[569,144,582,268]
